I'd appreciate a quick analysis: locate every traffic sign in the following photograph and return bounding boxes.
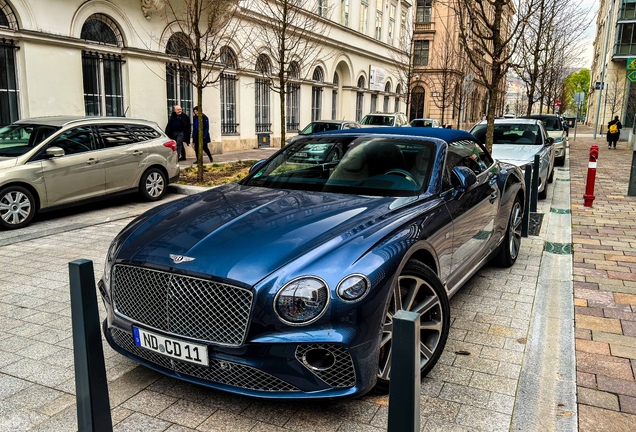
[555,100,561,107]
[628,70,636,83]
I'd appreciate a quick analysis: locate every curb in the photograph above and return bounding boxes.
[168,184,210,195]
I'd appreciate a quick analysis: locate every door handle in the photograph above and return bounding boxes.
[489,192,498,203]
[132,150,143,156]
[86,158,99,165]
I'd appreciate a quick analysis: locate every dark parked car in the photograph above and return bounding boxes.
[102,128,525,399]
[286,120,360,144]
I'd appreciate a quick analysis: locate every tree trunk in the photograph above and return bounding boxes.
[197,86,204,182]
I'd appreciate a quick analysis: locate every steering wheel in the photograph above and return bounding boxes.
[383,169,418,184]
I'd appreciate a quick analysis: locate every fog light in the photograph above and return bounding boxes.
[302,348,335,371]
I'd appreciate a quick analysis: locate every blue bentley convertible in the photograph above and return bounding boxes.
[101,128,525,399]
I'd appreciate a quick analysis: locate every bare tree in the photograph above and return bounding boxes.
[453,0,537,151]
[605,68,626,119]
[388,16,416,118]
[160,0,245,181]
[247,0,331,144]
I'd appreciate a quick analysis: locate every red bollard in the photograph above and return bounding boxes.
[583,145,599,207]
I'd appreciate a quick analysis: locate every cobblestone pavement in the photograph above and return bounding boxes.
[569,136,636,430]
[0,158,550,431]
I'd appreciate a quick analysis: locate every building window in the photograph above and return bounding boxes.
[318,0,328,17]
[311,67,324,121]
[401,11,407,50]
[0,40,19,126]
[356,76,365,121]
[388,3,396,45]
[286,61,301,131]
[616,23,636,55]
[395,84,401,113]
[416,0,432,23]
[166,65,193,120]
[0,1,18,30]
[165,33,193,119]
[414,40,430,66]
[341,0,349,26]
[383,82,391,112]
[81,14,125,117]
[375,0,383,40]
[255,54,271,133]
[332,73,339,120]
[621,1,636,20]
[371,94,377,113]
[360,0,368,34]
[220,47,239,135]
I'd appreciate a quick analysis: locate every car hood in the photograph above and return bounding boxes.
[491,144,542,166]
[546,130,564,139]
[0,158,17,170]
[116,184,404,286]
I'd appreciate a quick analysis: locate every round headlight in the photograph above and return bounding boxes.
[103,240,118,284]
[337,275,370,301]
[274,277,329,325]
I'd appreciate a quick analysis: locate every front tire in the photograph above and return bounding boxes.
[139,168,167,201]
[375,260,450,392]
[493,195,523,267]
[555,156,565,167]
[0,185,36,230]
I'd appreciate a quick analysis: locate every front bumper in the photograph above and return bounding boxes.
[104,320,377,399]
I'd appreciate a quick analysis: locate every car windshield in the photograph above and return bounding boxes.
[472,124,542,145]
[530,116,562,131]
[300,122,342,135]
[411,119,434,127]
[0,124,60,157]
[360,115,394,126]
[242,136,436,197]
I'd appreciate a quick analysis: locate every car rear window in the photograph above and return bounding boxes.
[529,116,562,131]
[472,124,542,145]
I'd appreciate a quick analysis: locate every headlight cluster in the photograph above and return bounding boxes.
[103,240,118,285]
[274,274,370,325]
[555,137,563,143]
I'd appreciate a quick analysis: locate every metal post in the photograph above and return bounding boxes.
[629,151,636,196]
[531,154,540,212]
[574,104,579,141]
[69,259,113,432]
[387,310,421,432]
[522,164,532,237]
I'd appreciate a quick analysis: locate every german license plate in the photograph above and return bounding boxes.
[133,327,208,366]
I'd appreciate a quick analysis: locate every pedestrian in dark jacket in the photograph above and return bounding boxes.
[192,106,213,163]
[165,105,190,161]
[607,116,622,149]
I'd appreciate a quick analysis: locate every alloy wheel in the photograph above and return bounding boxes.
[145,172,165,198]
[378,275,444,381]
[509,201,522,260]
[0,190,32,225]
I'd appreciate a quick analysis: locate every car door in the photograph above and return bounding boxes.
[443,140,499,287]
[41,126,105,207]
[97,124,146,193]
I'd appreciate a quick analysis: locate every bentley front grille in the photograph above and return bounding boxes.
[109,327,299,392]
[295,344,356,388]
[112,264,252,346]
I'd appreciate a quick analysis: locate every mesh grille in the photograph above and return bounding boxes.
[295,344,356,388]
[112,265,252,346]
[109,327,298,392]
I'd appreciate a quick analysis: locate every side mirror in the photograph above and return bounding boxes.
[46,146,65,158]
[546,137,555,146]
[249,159,267,175]
[452,166,477,198]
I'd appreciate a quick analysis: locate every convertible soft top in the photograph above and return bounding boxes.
[316,126,476,142]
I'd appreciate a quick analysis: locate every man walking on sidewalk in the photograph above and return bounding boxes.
[165,105,191,161]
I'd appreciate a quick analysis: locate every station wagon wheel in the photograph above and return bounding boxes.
[493,195,522,267]
[375,260,450,392]
[139,168,167,202]
[0,186,36,230]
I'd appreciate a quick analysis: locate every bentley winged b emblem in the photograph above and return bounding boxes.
[169,254,196,264]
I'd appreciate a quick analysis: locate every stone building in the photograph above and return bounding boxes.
[0,0,412,152]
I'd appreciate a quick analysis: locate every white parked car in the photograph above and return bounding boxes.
[359,113,409,127]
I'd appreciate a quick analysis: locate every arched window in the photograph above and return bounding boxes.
[219,47,238,134]
[80,15,125,116]
[395,84,402,112]
[410,86,425,120]
[311,67,324,121]
[356,76,366,121]
[332,73,339,120]
[384,81,392,113]
[80,14,124,47]
[286,62,301,131]
[0,2,19,126]
[255,54,272,132]
[165,33,193,120]
[0,0,18,30]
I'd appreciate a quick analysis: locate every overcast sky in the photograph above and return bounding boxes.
[578,0,599,69]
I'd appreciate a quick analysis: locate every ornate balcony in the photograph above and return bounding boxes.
[414,21,435,33]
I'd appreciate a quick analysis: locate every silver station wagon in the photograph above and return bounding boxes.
[0,116,180,229]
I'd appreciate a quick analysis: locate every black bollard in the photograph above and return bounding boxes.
[387,310,420,432]
[522,164,532,238]
[531,154,540,212]
[69,259,113,432]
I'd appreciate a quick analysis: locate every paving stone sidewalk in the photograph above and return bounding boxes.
[569,137,636,430]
